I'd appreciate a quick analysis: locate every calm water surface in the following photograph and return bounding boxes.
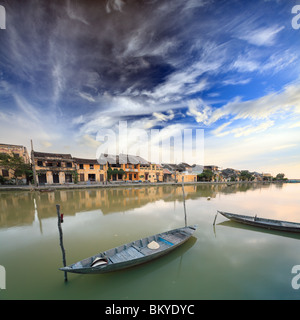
[0,183,300,300]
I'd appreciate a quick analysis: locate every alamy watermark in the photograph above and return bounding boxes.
[0,265,5,290]
[95,121,204,165]
[291,265,300,290]
[292,5,300,30]
[0,5,6,30]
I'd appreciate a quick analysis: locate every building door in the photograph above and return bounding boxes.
[100,174,104,182]
[88,174,96,182]
[38,173,47,184]
[53,173,59,183]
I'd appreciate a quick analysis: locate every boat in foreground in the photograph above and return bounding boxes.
[60,225,197,274]
[218,210,300,233]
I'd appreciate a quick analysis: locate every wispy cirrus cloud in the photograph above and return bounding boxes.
[188,82,300,139]
[237,25,285,46]
[0,0,299,176]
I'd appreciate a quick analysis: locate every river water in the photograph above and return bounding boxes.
[0,183,300,300]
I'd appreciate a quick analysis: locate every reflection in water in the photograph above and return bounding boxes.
[0,183,283,230]
[217,220,300,241]
[0,182,300,300]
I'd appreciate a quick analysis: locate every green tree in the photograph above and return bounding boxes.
[275,173,285,180]
[0,153,32,185]
[240,170,254,181]
[71,170,79,184]
[197,169,214,182]
[107,167,125,181]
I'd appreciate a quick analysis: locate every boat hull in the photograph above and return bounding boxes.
[60,225,197,274]
[218,211,300,233]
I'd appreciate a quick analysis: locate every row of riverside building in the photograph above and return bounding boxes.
[0,143,203,185]
[0,142,273,186]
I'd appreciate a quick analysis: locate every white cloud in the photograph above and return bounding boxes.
[289,121,300,129]
[186,99,213,125]
[272,144,297,151]
[40,141,52,148]
[153,110,174,122]
[232,57,259,73]
[204,124,300,176]
[207,82,300,125]
[212,120,274,138]
[238,25,285,46]
[106,0,125,13]
[222,78,251,86]
[231,120,274,137]
[78,91,96,102]
[211,121,232,137]
[144,59,221,102]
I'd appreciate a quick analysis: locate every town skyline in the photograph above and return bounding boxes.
[0,1,299,178]
[1,142,291,183]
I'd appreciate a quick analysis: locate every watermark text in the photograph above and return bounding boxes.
[95,121,204,165]
[0,265,6,290]
[0,5,6,30]
[292,5,300,30]
[291,265,300,290]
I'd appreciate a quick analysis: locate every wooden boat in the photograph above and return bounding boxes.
[60,225,197,274]
[218,210,300,233]
[39,188,55,192]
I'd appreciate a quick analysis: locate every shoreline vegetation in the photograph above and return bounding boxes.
[0,180,289,192]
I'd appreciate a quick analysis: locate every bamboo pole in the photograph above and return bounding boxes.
[56,204,67,282]
[213,211,218,226]
[182,177,187,227]
[30,139,38,187]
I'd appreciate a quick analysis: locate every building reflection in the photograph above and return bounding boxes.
[0,183,281,229]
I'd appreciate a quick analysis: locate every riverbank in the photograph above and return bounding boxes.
[0,180,284,192]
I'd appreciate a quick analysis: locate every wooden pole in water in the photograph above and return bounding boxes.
[182,177,187,227]
[56,204,67,282]
[213,211,218,226]
[30,139,38,188]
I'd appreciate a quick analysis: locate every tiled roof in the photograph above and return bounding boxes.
[33,151,73,160]
[97,153,149,165]
[73,157,99,164]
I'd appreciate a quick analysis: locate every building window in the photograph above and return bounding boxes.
[90,164,94,169]
[2,169,9,177]
[65,173,72,183]
[79,164,84,169]
[37,160,43,167]
[66,162,72,168]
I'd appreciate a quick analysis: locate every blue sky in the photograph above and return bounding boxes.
[0,0,300,178]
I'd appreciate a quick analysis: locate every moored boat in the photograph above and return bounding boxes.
[217,210,300,233]
[60,225,197,274]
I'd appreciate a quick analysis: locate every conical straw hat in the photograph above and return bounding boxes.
[147,241,160,250]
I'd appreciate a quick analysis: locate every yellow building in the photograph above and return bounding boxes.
[33,151,76,185]
[176,172,198,183]
[98,153,154,182]
[74,158,107,183]
[140,163,164,182]
[0,143,30,183]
